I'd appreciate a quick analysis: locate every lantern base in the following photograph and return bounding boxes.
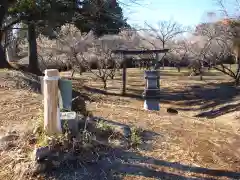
[142,89,160,99]
[144,99,160,111]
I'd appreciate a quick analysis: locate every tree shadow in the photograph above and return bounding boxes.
[22,72,239,119]
[41,117,240,180]
[159,71,189,76]
[80,80,240,119]
[160,81,240,118]
[128,84,145,88]
[82,86,143,100]
[44,146,240,180]
[195,102,240,118]
[82,81,240,119]
[8,72,43,93]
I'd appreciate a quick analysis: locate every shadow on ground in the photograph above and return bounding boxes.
[17,72,240,119]
[160,81,240,118]
[41,118,240,180]
[44,145,240,180]
[41,120,240,180]
[83,81,240,119]
[83,86,143,100]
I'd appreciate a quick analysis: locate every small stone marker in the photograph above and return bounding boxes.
[60,112,77,120]
[60,111,79,136]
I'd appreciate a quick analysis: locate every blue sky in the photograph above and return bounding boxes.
[122,0,222,28]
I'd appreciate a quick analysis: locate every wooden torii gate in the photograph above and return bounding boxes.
[112,49,169,95]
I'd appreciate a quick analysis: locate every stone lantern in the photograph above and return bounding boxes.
[142,70,160,111]
[141,50,169,111]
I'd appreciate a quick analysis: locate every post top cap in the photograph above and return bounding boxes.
[44,69,59,77]
[144,70,160,77]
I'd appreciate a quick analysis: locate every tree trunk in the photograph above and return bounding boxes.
[110,73,114,79]
[199,66,203,80]
[79,66,84,75]
[110,68,116,79]
[27,22,42,75]
[71,69,75,77]
[103,80,107,90]
[198,60,203,80]
[0,43,10,68]
[177,67,180,72]
[235,77,240,86]
[208,66,211,71]
[0,1,11,68]
[176,64,180,72]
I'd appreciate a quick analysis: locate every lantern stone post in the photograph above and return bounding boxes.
[142,70,160,111]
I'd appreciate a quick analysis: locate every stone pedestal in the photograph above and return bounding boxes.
[142,70,160,111]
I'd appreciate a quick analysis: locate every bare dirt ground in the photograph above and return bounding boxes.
[68,68,240,179]
[0,69,239,180]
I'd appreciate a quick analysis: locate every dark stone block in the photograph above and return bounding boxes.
[61,119,80,136]
[142,89,161,99]
[144,76,160,80]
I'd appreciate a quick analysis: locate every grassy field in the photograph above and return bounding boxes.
[0,68,239,179]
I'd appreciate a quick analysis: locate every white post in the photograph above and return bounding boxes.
[44,69,62,135]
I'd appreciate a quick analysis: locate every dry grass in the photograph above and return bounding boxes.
[0,88,42,134]
[0,131,38,180]
[63,68,240,179]
[0,87,43,180]
[0,70,43,180]
[0,68,239,179]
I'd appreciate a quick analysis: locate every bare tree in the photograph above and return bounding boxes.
[81,28,142,88]
[203,34,240,83]
[183,38,205,80]
[45,24,93,76]
[170,39,191,72]
[57,24,124,89]
[188,1,240,84]
[190,18,240,83]
[144,20,188,69]
[214,0,240,61]
[79,42,120,89]
[34,24,94,77]
[37,25,142,88]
